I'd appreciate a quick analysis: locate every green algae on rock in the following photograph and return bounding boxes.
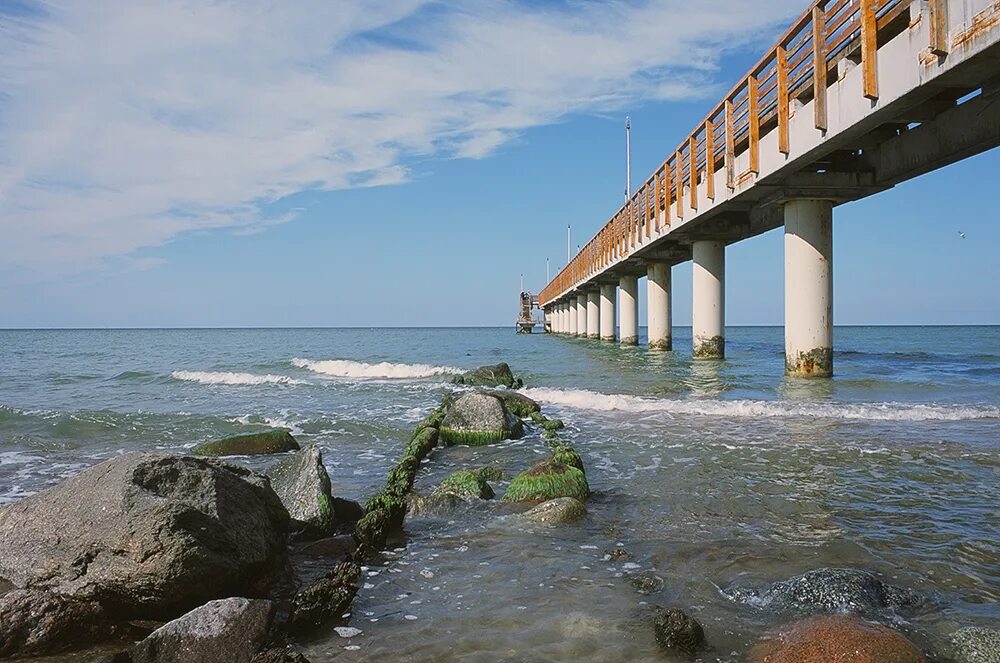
[440,392,524,446]
[194,429,299,457]
[452,362,523,389]
[551,445,585,473]
[485,389,540,417]
[474,465,510,482]
[434,470,495,500]
[502,460,589,503]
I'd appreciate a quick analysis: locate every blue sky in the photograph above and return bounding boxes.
[1,0,997,328]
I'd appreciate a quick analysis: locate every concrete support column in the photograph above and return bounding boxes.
[567,300,578,336]
[599,284,617,341]
[586,291,600,339]
[576,294,588,337]
[647,261,672,351]
[692,240,725,359]
[619,275,639,346]
[556,303,563,333]
[785,199,834,377]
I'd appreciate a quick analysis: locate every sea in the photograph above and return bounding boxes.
[0,326,997,662]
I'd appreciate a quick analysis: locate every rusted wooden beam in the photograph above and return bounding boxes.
[675,152,684,218]
[777,45,790,155]
[705,120,716,200]
[929,0,949,56]
[861,0,879,100]
[688,136,698,210]
[748,75,760,174]
[725,99,735,191]
[812,5,828,131]
[664,162,672,227]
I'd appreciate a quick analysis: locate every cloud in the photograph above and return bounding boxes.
[0,0,801,281]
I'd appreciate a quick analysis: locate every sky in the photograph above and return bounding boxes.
[1,0,997,328]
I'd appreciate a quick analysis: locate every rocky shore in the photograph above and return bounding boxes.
[0,361,995,662]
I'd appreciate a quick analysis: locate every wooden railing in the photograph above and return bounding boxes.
[539,0,934,307]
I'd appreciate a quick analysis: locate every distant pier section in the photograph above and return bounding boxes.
[541,0,1000,376]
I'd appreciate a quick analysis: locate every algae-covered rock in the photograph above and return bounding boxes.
[502,460,589,503]
[952,626,1000,663]
[653,607,706,656]
[433,470,495,500]
[453,363,522,389]
[517,497,585,525]
[289,561,361,633]
[551,445,585,473]
[485,390,540,417]
[474,465,510,482]
[440,392,524,446]
[194,429,300,457]
[530,411,565,432]
[266,445,335,537]
[404,426,439,460]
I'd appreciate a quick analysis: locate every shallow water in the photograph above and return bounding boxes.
[0,327,997,661]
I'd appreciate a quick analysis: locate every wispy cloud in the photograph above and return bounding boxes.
[0,0,801,281]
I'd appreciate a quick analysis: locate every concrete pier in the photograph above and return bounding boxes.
[785,199,834,377]
[692,241,724,359]
[600,284,616,342]
[576,294,587,337]
[619,275,638,346]
[568,299,578,336]
[586,291,600,339]
[647,262,672,351]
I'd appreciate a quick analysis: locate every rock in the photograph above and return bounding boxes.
[723,568,923,618]
[653,607,706,656]
[551,445,585,473]
[952,626,1000,663]
[516,497,586,525]
[289,561,361,633]
[266,445,335,538]
[474,465,510,482]
[433,470,495,500]
[440,392,525,446]
[251,646,312,663]
[630,571,665,595]
[332,497,364,524]
[452,363,522,388]
[485,390,540,417]
[405,492,466,519]
[129,598,275,663]
[194,429,299,457]
[0,589,112,658]
[747,614,925,663]
[530,411,565,431]
[502,460,589,503]
[0,453,289,618]
[295,534,358,562]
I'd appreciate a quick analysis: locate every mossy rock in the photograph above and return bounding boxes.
[363,491,407,529]
[193,429,299,457]
[551,446,585,474]
[440,392,524,447]
[485,390,540,417]
[385,455,419,497]
[530,411,565,431]
[452,363,522,389]
[434,470,494,500]
[474,465,510,482]
[404,427,439,460]
[502,460,589,503]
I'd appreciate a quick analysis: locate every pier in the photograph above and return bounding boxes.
[540,0,1000,376]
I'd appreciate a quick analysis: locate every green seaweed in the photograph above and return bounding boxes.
[502,460,590,503]
[440,427,511,447]
[551,445,585,473]
[474,465,509,482]
[193,429,299,457]
[435,470,494,500]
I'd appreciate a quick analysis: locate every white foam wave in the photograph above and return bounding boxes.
[170,371,306,386]
[521,387,1000,422]
[291,358,461,380]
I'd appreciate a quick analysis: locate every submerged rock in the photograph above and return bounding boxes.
[0,589,112,658]
[251,646,312,663]
[515,497,586,525]
[0,453,289,618]
[266,445,336,538]
[130,598,275,663]
[406,491,466,519]
[194,429,300,457]
[440,392,525,446]
[723,568,923,618]
[434,469,495,500]
[629,572,665,595]
[474,465,510,482]
[653,607,706,656]
[747,614,925,663]
[952,626,1000,663]
[502,460,589,503]
[289,561,361,633]
[452,362,522,388]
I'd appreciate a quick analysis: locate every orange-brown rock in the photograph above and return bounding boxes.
[748,614,926,663]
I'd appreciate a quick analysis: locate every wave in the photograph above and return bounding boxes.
[170,370,306,386]
[291,358,461,380]
[521,387,1000,422]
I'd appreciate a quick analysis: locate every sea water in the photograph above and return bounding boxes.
[0,326,997,661]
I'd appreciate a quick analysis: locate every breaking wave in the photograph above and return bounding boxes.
[291,358,461,379]
[170,371,306,386]
[521,387,1000,422]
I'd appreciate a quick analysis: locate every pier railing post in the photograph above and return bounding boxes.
[647,261,672,351]
[692,240,725,359]
[784,199,834,377]
[619,275,639,346]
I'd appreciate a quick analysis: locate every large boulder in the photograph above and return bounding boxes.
[0,589,112,658]
[952,626,1000,663]
[452,363,522,388]
[0,453,289,618]
[747,614,925,663]
[266,446,336,538]
[723,568,923,619]
[130,598,275,663]
[502,460,589,504]
[194,430,299,457]
[440,392,524,446]
[653,607,706,656]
